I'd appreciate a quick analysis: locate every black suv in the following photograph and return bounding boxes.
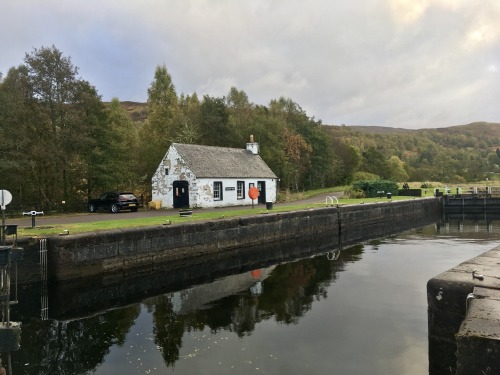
[88,192,139,213]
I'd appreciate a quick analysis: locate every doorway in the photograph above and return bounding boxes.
[257,181,266,204]
[173,181,189,208]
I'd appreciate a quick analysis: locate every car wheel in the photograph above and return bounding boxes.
[130,207,138,212]
[89,204,96,213]
[110,204,119,213]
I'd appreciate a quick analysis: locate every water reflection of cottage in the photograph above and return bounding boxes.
[152,136,277,209]
[170,267,275,314]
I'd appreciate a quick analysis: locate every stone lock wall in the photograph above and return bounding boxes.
[42,198,441,282]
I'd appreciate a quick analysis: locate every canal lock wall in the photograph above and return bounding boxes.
[428,246,500,375]
[14,198,441,284]
[12,196,500,371]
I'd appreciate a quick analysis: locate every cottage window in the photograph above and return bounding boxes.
[214,181,223,200]
[237,181,245,199]
[164,167,169,175]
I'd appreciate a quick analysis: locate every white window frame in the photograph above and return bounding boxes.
[237,181,245,199]
[214,181,223,201]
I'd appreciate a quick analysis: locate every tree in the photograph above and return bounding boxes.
[199,95,231,146]
[267,97,336,190]
[23,46,79,207]
[386,156,409,182]
[248,105,287,185]
[68,79,111,204]
[174,93,201,144]
[0,46,117,210]
[226,87,254,146]
[0,66,33,202]
[328,137,361,185]
[106,98,139,187]
[1,46,88,209]
[282,128,312,191]
[359,147,389,179]
[138,64,179,179]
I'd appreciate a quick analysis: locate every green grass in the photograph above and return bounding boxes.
[16,193,416,237]
[277,186,348,202]
[12,181,496,238]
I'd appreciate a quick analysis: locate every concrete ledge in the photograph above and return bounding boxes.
[428,247,500,374]
[456,287,500,374]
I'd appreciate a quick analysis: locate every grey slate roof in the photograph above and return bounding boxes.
[172,143,277,179]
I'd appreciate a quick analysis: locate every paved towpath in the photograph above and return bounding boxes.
[5,192,343,227]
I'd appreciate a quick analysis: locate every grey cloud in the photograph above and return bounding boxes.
[1,0,499,128]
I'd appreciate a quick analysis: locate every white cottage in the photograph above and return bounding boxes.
[151,137,278,209]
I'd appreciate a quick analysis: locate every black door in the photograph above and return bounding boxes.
[173,181,189,208]
[257,181,266,204]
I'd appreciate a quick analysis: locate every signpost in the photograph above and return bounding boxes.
[0,190,12,211]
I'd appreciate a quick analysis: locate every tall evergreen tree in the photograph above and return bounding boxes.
[0,66,33,204]
[174,93,201,144]
[199,95,231,147]
[106,98,140,189]
[226,87,254,146]
[138,64,179,179]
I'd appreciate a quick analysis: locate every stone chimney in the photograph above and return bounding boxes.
[246,134,259,155]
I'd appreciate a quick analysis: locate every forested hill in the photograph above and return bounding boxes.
[321,121,500,184]
[329,121,500,149]
[337,122,500,151]
[119,100,500,142]
[118,101,148,123]
[335,121,500,137]
[119,101,500,150]
[117,98,500,188]
[340,125,413,134]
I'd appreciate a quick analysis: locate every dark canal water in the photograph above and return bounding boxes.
[5,218,500,374]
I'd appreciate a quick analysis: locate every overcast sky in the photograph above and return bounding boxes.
[2,0,499,129]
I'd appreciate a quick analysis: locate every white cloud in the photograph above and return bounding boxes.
[487,65,498,73]
[388,0,431,25]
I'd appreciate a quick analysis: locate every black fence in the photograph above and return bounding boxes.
[398,189,422,197]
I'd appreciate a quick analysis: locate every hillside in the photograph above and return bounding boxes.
[336,122,500,137]
[115,100,500,184]
[119,101,148,123]
[345,125,414,134]
[119,101,499,140]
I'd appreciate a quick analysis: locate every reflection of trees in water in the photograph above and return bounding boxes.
[10,305,140,374]
[9,244,366,372]
[146,296,186,368]
[258,244,363,324]
[150,243,366,367]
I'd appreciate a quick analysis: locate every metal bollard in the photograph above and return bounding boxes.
[22,211,44,228]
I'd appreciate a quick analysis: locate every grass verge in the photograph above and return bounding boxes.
[16,194,415,237]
